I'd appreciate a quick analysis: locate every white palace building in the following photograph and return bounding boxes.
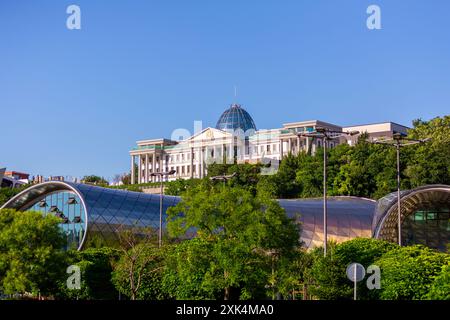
[129,103,409,183]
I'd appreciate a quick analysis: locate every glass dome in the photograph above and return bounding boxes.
[215,104,257,133]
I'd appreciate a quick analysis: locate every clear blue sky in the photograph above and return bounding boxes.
[1,0,449,180]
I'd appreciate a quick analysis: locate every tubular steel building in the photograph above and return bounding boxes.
[2,182,448,251]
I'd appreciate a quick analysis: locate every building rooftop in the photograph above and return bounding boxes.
[215,103,257,133]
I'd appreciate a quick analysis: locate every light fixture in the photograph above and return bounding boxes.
[55,212,65,219]
[67,197,78,205]
[49,205,59,213]
[73,216,82,223]
[38,200,48,208]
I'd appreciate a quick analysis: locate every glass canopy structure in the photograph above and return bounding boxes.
[1,182,449,251]
[1,181,179,250]
[215,104,257,133]
[372,184,450,251]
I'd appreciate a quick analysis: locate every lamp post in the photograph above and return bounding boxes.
[297,127,359,256]
[150,169,176,247]
[370,133,430,246]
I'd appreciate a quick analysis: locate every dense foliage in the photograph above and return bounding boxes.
[112,243,167,300]
[165,180,300,299]
[426,261,450,300]
[305,239,397,300]
[81,175,109,186]
[0,185,29,207]
[189,116,450,200]
[59,247,120,300]
[0,209,66,297]
[375,245,450,300]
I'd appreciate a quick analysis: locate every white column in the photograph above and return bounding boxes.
[131,155,135,184]
[145,154,149,183]
[158,153,162,181]
[190,147,194,178]
[280,139,284,159]
[152,153,156,182]
[138,155,142,184]
[200,147,204,178]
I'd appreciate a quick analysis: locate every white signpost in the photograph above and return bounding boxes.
[346,263,366,300]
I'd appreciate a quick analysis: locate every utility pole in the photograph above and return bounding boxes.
[150,169,176,247]
[297,127,359,256]
[370,133,430,245]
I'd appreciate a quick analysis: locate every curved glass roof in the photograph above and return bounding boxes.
[279,197,376,248]
[3,182,448,251]
[216,104,257,133]
[1,181,180,250]
[372,184,450,249]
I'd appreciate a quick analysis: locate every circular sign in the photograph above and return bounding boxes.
[346,263,365,282]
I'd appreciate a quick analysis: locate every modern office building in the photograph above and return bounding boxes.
[130,103,409,183]
[2,182,448,251]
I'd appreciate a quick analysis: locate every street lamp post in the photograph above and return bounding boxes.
[150,169,176,247]
[297,127,359,257]
[370,133,430,246]
[209,172,237,186]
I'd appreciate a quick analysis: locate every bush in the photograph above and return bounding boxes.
[0,209,66,297]
[426,262,450,300]
[306,238,397,300]
[58,247,120,300]
[375,245,450,300]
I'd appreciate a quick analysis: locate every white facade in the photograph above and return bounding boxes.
[130,119,409,184]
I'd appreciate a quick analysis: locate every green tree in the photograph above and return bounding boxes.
[273,153,301,198]
[296,151,322,198]
[0,185,29,207]
[162,239,222,299]
[81,175,109,186]
[58,247,120,300]
[164,178,202,196]
[274,248,313,299]
[426,261,450,300]
[0,209,66,297]
[405,116,450,187]
[111,229,165,300]
[166,181,300,299]
[375,245,449,300]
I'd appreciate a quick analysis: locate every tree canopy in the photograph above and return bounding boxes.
[165,181,300,299]
[0,209,67,297]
